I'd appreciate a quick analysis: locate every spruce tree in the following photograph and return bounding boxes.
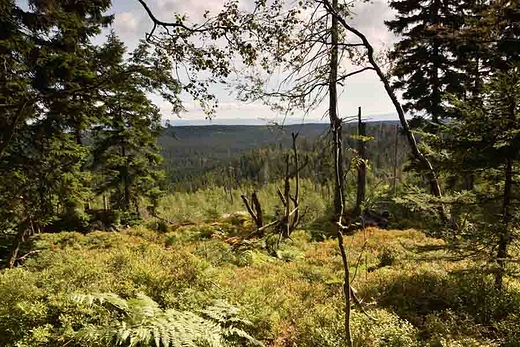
[91,35,173,215]
[0,0,36,155]
[386,0,468,123]
[0,0,113,263]
[428,65,520,289]
[485,0,520,72]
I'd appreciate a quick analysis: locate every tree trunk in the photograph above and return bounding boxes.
[284,154,291,238]
[290,132,300,230]
[8,219,31,268]
[496,157,513,290]
[227,166,234,204]
[324,2,446,222]
[329,0,353,344]
[241,192,264,234]
[121,141,130,211]
[355,107,366,216]
[393,124,399,196]
[431,0,441,124]
[251,192,263,228]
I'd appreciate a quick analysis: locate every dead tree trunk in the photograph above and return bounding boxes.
[393,124,399,196]
[277,137,303,237]
[355,107,366,216]
[8,218,34,268]
[323,0,446,224]
[289,132,301,230]
[251,192,263,229]
[241,192,264,233]
[227,166,234,204]
[329,0,353,344]
[241,134,303,241]
[283,154,291,238]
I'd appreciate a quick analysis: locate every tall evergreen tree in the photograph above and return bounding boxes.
[386,0,468,123]
[486,0,520,72]
[0,0,36,155]
[92,35,175,214]
[428,65,520,289]
[0,0,112,263]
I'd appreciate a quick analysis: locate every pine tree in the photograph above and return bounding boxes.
[91,35,171,215]
[428,65,520,289]
[386,0,469,123]
[0,0,113,263]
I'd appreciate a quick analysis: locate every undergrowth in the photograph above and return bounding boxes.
[0,220,518,346]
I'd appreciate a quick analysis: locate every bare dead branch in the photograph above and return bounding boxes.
[277,188,287,207]
[351,287,378,321]
[241,194,260,228]
[251,192,263,228]
[15,250,40,263]
[136,0,226,38]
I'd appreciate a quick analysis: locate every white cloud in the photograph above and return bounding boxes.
[147,0,230,21]
[114,11,142,34]
[350,0,397,48]
[102,7,153,49]
[107,0,400,123]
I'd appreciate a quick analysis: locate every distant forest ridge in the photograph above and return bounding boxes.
[161,112,401,126]
[160,121,408,190]
[160,121,402,160]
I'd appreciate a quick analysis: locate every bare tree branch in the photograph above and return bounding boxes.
[321,0,448,224]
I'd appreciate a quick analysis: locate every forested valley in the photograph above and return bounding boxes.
[0,0,519,346]
[160,122,408,191]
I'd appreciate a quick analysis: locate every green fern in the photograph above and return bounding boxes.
[72,293,262,347]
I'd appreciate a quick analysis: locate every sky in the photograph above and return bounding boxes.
[104,0,399,125]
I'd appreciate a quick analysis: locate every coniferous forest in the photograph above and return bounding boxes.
[0,0,519,346]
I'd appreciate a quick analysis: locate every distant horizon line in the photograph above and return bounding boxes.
[162,113,404,126]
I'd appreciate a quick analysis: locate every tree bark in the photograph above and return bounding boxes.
[290,132,300,230]
[393,124,399,196]
[323,0,446,224]
[8,219,32,268]
[355,107,366,216]
[496,156,513,290]
[329,0,353,344]
[241,192,264,231]
[495,96,517,290]
[284,154,291,238]
[251,192,263,228]
[121,141,130,211]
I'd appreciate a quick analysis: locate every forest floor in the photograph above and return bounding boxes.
[1,213,520,346]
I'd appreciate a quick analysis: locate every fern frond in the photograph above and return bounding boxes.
[72,293,263,347]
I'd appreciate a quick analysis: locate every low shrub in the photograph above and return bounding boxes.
[295,306,419,347]
[1,226,520,346]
